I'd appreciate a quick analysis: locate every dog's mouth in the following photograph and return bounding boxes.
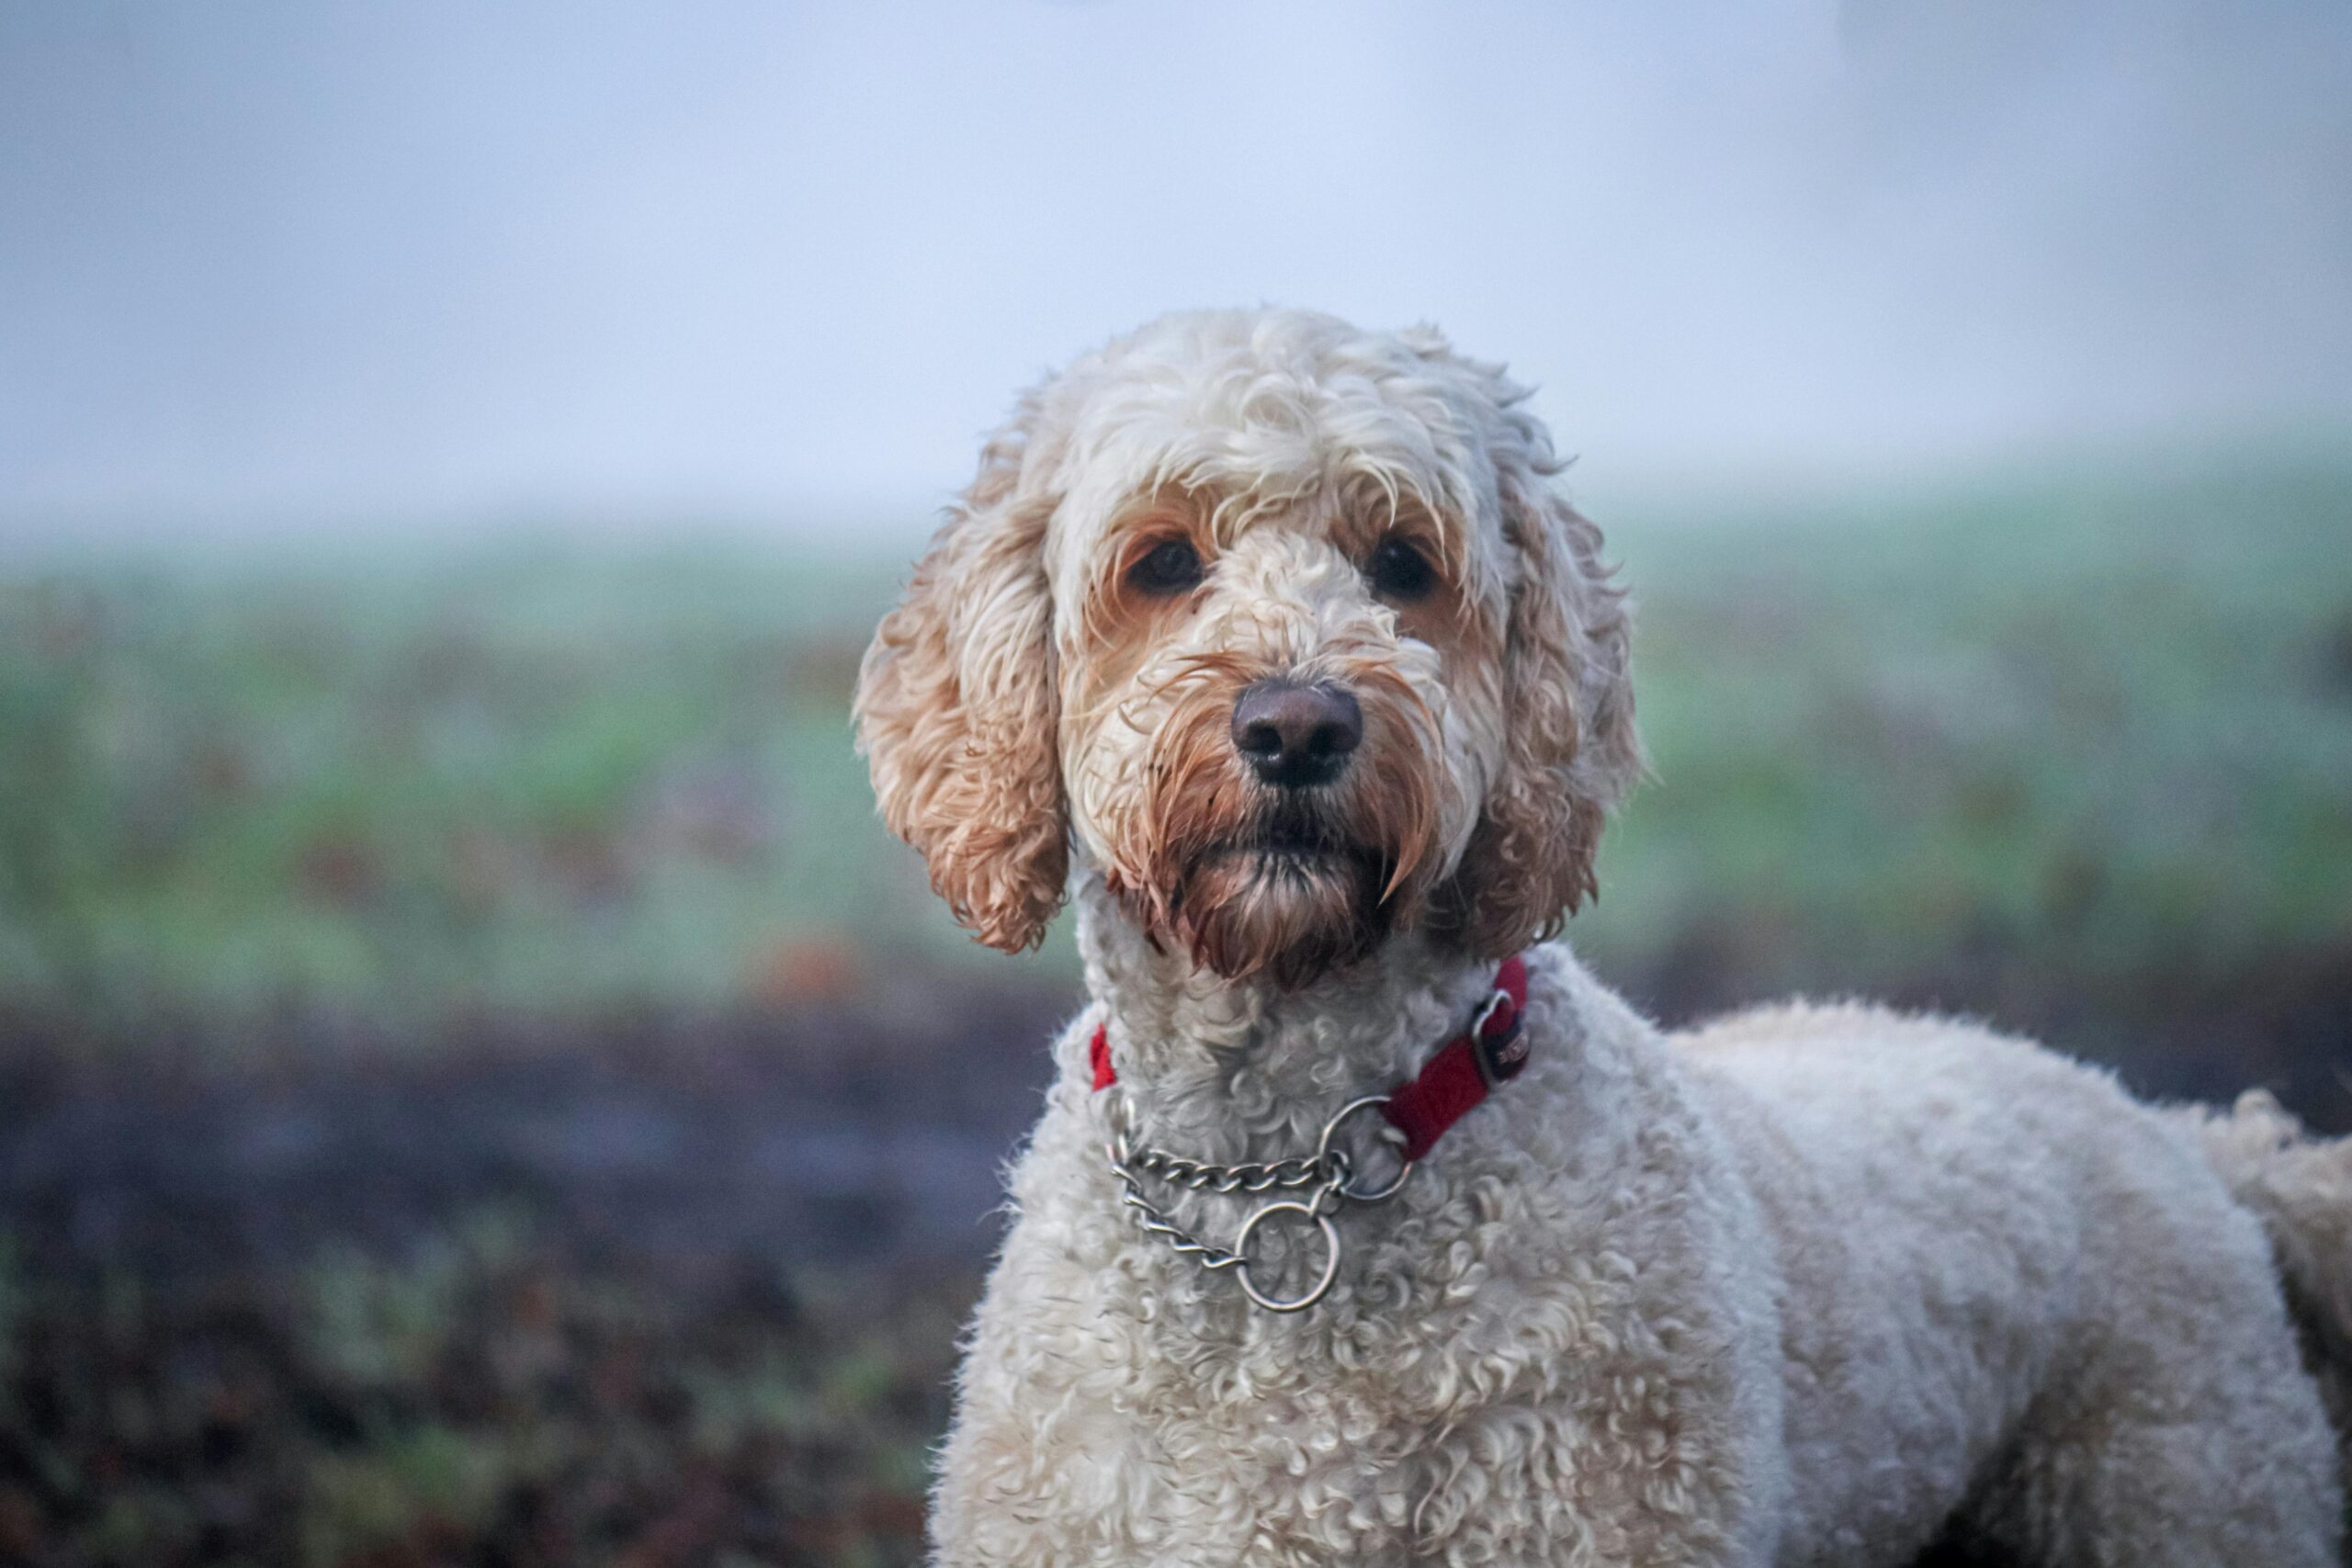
[1210,800,1365,871]
[1166,807,1394,987]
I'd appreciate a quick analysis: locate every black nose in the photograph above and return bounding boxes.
[1230,680,1363,789]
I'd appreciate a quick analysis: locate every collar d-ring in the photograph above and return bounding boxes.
[1316,1095,1414,1203]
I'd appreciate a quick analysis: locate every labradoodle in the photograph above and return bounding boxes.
[854,307,2352,1566]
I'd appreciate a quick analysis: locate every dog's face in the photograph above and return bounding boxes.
[856,310,1641,987]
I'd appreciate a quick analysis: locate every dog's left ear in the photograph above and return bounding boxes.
[854,405,1069,953]
[1435,479,1645,957]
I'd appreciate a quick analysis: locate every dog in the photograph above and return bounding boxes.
[854,308,2352,1565]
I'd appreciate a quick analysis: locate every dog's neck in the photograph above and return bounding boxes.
[1071,877,1530,1159]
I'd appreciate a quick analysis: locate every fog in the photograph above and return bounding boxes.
[4,0,2347,539]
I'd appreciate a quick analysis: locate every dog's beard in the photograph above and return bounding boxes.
[1102,669,1444,989]
[1173,800,1395,988]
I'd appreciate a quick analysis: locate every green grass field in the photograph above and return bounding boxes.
[5,446,2347,1032]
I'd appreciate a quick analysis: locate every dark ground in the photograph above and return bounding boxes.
[0,972,1068,1568]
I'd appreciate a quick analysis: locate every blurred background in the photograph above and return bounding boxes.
[3,2,2348,1562]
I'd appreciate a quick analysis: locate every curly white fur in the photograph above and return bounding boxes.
[855,308,2350,1565]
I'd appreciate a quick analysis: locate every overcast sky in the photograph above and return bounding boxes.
[4,0,2348,539]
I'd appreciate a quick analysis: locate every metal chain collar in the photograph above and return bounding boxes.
[1104,1091,1415,1313]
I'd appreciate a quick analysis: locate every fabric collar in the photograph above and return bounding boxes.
[1088,953,1531,1162]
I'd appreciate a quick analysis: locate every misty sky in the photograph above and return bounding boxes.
[4,0,2348,537]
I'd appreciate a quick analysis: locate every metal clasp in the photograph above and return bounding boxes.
[1469,987,1527,1089]
[1107,1081,1427,1314]
[1315,1095,1414,1204]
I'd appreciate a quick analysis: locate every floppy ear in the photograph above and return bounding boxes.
[854,409,1068,952]
[1435,479,1645,958]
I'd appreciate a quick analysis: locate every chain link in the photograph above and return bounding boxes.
[1122,1144,1326,1196]
[1104,1092,1412,1312]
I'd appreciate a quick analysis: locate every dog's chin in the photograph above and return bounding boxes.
[1172,841,1394,989]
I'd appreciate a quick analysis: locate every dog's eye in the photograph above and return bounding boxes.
[1127,538,1204,597]
[1365,537,1437,602]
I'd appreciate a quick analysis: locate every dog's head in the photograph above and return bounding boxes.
[855,310,1642,987]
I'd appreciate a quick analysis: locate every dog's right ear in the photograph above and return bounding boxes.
[854,404,1068,952]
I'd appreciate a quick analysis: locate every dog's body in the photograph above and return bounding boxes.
[934,905,2338,1565]
[856,309,2352,1564]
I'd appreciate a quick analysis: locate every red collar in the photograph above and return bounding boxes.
[1088,953,1531,1162]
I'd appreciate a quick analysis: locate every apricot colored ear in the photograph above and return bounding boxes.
[854,415,1068,952]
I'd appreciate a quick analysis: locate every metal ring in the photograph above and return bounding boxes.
[1316,1095,1415,1204]
[1470,987,1513,1039]
[1233,1201,1341,1313]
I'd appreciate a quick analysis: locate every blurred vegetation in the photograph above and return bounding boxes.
[0,547,922,1026]
[3,447,2348,1033]
[1593,447,2352,997]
